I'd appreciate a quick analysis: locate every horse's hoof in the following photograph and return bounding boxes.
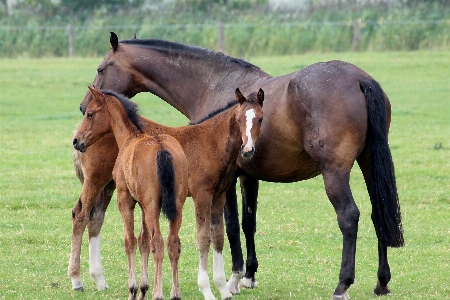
[240,277,258,289]
[331,291,349,300]
[374,283,391,296]
[74,286,85,292]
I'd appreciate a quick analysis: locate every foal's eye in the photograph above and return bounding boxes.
[259,118,263,123]
[87,112,93,118]
[97,68,104,75]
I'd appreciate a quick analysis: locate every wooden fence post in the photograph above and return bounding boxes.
[68,24,74,57]
[352,18,361,52]
[218,22,225,53]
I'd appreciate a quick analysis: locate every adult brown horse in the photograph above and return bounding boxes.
[71,32,403,299]
[74,86,189,300]
[72,86,264,300]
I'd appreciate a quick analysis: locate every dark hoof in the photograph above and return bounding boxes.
[374,283,391,296]
[74,286,85,292]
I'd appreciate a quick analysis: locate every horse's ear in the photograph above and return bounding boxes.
[88,85,103,100]
[110,32,119,52]
[257,88,264,106]
[130,33,136,40]
[235,88,245,104]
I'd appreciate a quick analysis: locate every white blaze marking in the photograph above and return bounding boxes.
[244,108,256,151]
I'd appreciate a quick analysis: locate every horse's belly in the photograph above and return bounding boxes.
[238,148,320,183]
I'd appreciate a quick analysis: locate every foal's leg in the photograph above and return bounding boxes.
[117,188,138,300]
[357,150,392,295]
[137,210,150,300]
[210,193,232,300]
[224,176,244,295]
[69,176,110,291]
[322,167,359,300]
[87,180,115,290]
[167,213,182,299]
[238,174,259,289]
[193,192,216,300]
[144,202,164,300]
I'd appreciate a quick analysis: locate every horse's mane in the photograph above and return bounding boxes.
[120,38,259,69]
[189,101,238,125]
[101,90,143,132]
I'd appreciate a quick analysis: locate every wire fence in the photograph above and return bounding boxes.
[1,19,449,57]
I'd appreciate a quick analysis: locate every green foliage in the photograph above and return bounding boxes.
[1,2,450,58]
[0,51,449,299]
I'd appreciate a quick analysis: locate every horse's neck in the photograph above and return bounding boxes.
[128,45,269,121]
[106,101,140,149]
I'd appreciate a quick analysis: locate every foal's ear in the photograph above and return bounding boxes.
[235,88,246,104]
[257,88,264,106]
[88,85,103,100]
[110,32,119,52]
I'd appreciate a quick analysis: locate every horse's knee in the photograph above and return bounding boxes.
[72,198,82,219]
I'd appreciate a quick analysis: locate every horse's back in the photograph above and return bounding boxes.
[240,60,379,181]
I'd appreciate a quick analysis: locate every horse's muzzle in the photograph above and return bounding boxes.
[73,138,86,153]
[240,145,255,160]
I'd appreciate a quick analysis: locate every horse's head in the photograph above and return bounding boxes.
[79,32,142,115]
[235,88,264,160]
[74,86,112,153]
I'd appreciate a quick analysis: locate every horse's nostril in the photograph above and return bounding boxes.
[79,105,82,113]
[73,138,78,146]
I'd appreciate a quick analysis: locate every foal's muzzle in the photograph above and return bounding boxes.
[73,138,86,153]
[240,145,255,159]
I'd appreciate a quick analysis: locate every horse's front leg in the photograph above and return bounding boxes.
[87,180,115,291]
[68,177,109,291]
[239,174,259,289]
[211,193,232,300]
[224,176,244,295]
[193,191,216,300]
[322,168,359,300]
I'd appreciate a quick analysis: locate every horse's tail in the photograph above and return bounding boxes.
[360,78,404,247]
[156,149,177,221]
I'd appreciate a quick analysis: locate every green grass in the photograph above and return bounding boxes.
[0,51,449,299]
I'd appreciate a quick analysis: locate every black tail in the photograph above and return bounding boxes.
[156,149,177,221]
[360,78,404,247]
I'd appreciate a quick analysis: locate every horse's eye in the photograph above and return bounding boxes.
[97,68,104,75]
[87,112,93,118]
[259,118,263,123]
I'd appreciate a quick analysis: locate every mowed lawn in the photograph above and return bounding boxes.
[0,51,449,299]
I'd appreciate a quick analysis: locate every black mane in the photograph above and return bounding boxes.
[120,38,259,69]
[189,101,238,125]
[101,90,143,132]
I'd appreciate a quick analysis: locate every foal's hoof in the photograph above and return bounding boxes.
[240,277,258,289]
[74,286,85,292]
[331,291,349,300]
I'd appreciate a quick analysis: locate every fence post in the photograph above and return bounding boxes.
[68,24,74,57]
[218,22,225,53]
[352,18,361,52]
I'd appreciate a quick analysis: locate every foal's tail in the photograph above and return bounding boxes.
[156,149,178,221]
[360,78,404,247]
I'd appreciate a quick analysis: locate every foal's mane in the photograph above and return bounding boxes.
[120,38,259,69]
[101,90,143,132]
[189,101,237,125]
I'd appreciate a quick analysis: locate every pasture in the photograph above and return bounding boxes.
[0,51,449,299]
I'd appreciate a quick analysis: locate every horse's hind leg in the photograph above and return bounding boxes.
[167,214,182,299]
[239,174,259,289]
[137,209,150,300]
[87,180,115,290]
[322,166,359,300]
[357,150,391,295]
[117,187,138,300]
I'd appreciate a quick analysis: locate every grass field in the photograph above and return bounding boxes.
[0,51,449,299]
